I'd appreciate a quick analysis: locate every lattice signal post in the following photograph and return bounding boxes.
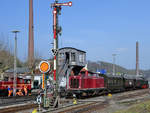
[51,0,72,107]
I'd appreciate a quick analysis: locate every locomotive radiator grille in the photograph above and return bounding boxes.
[70,78,79,88]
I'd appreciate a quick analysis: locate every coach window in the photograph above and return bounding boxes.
[118,79,120,85]
[107,79,109,86]
[111,79,112,85]
[108,79,110,85]
[110,79,112,85]
[114,80,116,85]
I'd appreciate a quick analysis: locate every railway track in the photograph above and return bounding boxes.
[0,94,37,106]
[0,89,149,113]
[56,101,108,113]
[45,89,150,113]
[0,102,38,113]
[114,89,149,101]
[0,94,38,113]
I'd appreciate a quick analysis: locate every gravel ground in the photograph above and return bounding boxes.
[92,92,150,113]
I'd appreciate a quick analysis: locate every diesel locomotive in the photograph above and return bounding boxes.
[67,70,149,97]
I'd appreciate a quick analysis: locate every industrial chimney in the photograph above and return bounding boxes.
[136,41,139,76]
[28,0,34,68]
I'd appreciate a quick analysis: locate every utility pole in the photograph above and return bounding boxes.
[51,0,72,108]
[12,30,20,96]
[136,41,139,76]
[28,0,34,68]
[112,54,116,75]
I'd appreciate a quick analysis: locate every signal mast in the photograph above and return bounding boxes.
[51,0,72,107]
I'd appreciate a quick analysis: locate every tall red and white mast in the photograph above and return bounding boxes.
[53,7,57,82]
[51,0,72,107]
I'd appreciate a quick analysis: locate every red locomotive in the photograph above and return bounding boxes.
[68,69,106,97]
[0,76,31,96]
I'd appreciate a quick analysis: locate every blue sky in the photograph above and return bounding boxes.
[0,0,150,69]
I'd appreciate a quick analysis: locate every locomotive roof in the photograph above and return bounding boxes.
[123,74,136,79]
[102,74,123,78]
[135,76,144,80]
[59,47,86,53]
[123,74,144,80]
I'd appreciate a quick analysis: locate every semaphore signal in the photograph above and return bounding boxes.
[51,1,72,7]
[51,0,72,108]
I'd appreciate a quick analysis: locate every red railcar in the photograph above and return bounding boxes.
[0,76,31,96]
[68,71,106,97]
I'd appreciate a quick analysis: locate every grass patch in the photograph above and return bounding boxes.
[114,99,150,113]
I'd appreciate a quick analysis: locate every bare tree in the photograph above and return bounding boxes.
[0,34,23,74]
